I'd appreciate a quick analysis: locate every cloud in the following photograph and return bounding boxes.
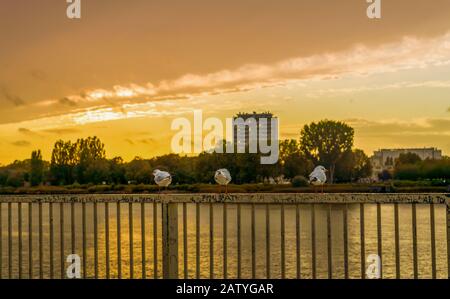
[0,86,24,106]
[18,128,41,137]
[305,80,450,98]
[11,140,31,147]
[5,31,450,128]
[59,97,78,107]
[124,139,134,145]
[139,138,156,145]
[43,128,80,135]
[345,118,450,137]
[30,69,46,81]
[447,107,450,113]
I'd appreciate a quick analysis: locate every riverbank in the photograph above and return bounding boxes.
[0,182,448,195]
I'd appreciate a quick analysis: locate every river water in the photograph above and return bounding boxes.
[0,202,448,279]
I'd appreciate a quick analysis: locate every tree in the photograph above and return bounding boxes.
[378,169,392,181]
[74,137,106,183]
[396,153,421,166]
[50,140,76,185]
[125,157,152,184]
[30,150,44,186]
[335,149,372,182]
[300,120,354,183]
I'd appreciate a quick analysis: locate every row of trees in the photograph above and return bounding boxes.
[0,120,374,187]
[393,153,450,181]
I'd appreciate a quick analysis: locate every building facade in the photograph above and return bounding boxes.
[232,112,276,152]
[370,147,443,179]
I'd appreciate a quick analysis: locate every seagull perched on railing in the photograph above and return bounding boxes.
[309,166,328,193]
[153,169,172,192]
[215,168,232,194]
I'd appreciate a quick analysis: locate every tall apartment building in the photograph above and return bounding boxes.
[232,112,276,152]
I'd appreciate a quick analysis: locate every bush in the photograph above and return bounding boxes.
[291,176,309,187]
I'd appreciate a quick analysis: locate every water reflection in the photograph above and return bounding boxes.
[0,202,448,279]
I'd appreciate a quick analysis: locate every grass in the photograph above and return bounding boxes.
[0,182,448,195]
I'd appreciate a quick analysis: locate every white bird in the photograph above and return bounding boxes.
[214,168,232,194]
[153,169,172,191]
[309,165,328,193]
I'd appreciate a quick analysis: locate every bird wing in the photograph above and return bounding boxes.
[155,171,170,182]
[309,170,326,183]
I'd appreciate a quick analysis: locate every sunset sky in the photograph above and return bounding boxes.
[1,0,450,164]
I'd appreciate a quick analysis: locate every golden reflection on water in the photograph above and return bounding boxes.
[0,202,448,279]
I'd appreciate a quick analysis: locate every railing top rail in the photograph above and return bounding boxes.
[0,193,448,205]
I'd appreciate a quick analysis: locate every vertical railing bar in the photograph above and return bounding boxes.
[195,203,200,279]
[343,204,349,279]
[141,202,146,279]
[209,202,214,279]
[129,202,134,279]
[446,202,450,279]
[377,203,383,279]
[18,202,23,279]
[117,202,121,279]
[237,204,242,279]
[161,203,179,278]
[49,202,54,279]
[296,204,301,279]
[0,203,2,279]
[60,203,65,279]
[153,202,157,279]
[183,203,187,279]
[71,202,75,255]
[223,203,227,279]
[105,202,110,279]
[327,204,332,279]
[251,203,256,279]
[82,202,87,279]
[8,202,12,279]
[311,204,316,279]
[28,203,32,279]
[38,202,43,279]
[394,203,400,279]
[360,203,365,279]
[430,204,436,279]
[280,204,285,279]
[265,204,270,279]
[183,202,189,279]
[94,202,98,279]
[412,203,418,279]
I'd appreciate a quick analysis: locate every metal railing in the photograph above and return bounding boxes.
[0,193,449,279]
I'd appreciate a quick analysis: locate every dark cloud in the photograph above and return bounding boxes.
[43,128,80,135]
[139,138,156,145]
[30,69,46,81]
[59,97,78,107]
[447,107,450,113]
[124,139,135,145]
[11,140,31,147]
[18,128,41,137]
[0,86,24,106]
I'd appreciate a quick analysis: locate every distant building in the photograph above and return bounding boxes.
[232,112,277,152]
[370,147,443,179]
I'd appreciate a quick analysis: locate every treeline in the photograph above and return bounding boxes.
[390,153,450,181]
[0,120,374,187]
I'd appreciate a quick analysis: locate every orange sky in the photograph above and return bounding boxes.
[1,0,450,164]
